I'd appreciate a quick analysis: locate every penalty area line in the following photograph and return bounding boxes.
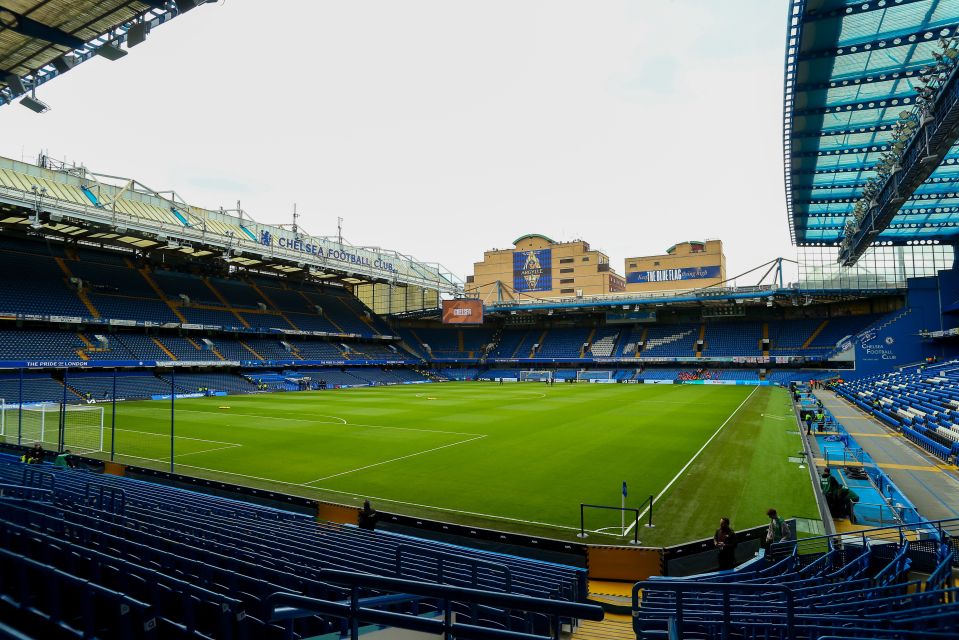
[105,458,621,537]
[624,385,761,537]
[170,408,484,437]
[113,427,242,447]
[302,435,488,484]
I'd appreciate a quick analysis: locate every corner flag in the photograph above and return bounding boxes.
[620,481,628,534]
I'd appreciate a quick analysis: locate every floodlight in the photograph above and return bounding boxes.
[51,56,74,74]
[126,22,149,47]
[20,95,49,114]
[97,44,127,61]
[4,74,25,95]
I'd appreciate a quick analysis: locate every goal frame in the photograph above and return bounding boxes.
[519,370,553,383]
[576,370,613,382]
[7,403,105,454]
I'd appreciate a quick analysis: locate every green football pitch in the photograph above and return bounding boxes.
[87,382,818,545]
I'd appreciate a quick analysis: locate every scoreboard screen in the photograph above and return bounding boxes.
[442,299,484,324]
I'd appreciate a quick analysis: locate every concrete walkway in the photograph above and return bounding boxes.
[814,390,959,522]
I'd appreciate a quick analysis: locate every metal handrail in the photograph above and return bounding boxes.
[632,580,796,640]
[266,568,603,640]
[395,544,513,593]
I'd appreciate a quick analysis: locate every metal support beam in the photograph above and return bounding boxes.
[803,0,929,22]
[792,166,878,176]
[792,143,890,159]
[793,95,916,118]
[839,64,959,265]
[799,23,959,61]
[793,123,897,139]
[0,8,86,49]
[795,64,926,92]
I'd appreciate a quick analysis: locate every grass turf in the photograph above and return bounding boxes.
[65,382,819,544]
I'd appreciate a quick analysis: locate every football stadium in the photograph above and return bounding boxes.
[1,1,959,639]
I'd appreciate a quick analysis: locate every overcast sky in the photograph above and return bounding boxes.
[3,0,796,285]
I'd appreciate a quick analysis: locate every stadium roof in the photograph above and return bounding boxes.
[783,0,959,263]
[0,153,462,293]
[0,1,205,109]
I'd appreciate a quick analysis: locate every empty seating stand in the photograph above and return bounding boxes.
[634,519,959,639]
[0,455,587,640]
[836,361,959,462]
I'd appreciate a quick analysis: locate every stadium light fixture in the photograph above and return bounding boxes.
[97,44,128,61]
[4,74,25,96]
[20,94,50,114]
[126,22,149,48]
[51,56,75,74]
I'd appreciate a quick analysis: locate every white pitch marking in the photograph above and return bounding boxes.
[168,408,347,424]
[172,443,243,459]
[113,427,242,447]
[168,408,484,437]
[303,435,488,483]
[105,458,619,537]
[624,385,761,537]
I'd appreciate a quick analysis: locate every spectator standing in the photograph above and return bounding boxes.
[359,499,378,531]
[714,517,738,570]
[763,509,790,549]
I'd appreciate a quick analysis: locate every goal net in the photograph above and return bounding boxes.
[576,370,614,382]
[2,403,105,454]
[520,370,553,382]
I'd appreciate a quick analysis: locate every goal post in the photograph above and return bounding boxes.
[576,370,613,382]
[4,403,105,454]
[519,370,553,382]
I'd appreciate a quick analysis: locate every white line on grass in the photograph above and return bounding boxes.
[114,427,242,447]
[169,408,347,425]
[106,458,621,537]
[169,408,484,437]
[109,442,242,464]
[624,385,761,537]
[302,435,487,483]
[172,443,243,458]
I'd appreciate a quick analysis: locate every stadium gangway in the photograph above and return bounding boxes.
[787,515,959,559]
[265,568,604,640]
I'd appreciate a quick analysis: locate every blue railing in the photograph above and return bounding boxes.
[396,544,514,593]
[632,580,796,640]
[265,568,603,640]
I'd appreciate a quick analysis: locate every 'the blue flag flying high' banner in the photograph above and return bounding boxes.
[626,265,721,284]
[622,481,628,498]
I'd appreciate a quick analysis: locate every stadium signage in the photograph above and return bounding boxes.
[513,249,552,292]
[260,231,397,273]
[626,265,721,284]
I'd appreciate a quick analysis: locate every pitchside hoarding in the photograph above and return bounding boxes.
[442,299,484,324]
